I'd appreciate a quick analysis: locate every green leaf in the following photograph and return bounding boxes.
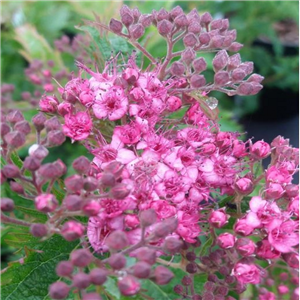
[1,235,78,300]
[198,236,214,257]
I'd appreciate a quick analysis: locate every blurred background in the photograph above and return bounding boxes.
[1,0,299,266]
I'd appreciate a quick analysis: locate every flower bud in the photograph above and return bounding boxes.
[73,272,91,289]
[118,275,140,296]
[210,19,223,30]
[108,253,126,270]
[183,33,198,47]
[72,156,90,174]
[64,195,83,211]
[163,237,183,255]
[250,141,271,159]
[236,82,253,95]
[2,164,20,178]
[40,95,59,113]
[121,12,134,27]
[174,14,189,28]
[153,266,174,285]
[212,50,229,72]
[247,73,264,83]
[30,223,48,237]
[100,172,116,187]
[228,42,243,52]
[28,144,49,160]
[23,156,41,171]
[192,57,207,73]
[235,178,254,195]
[38,163,60,179]
[1,122,11,137]
[228,53,241,70]
[186,251,196,261]
[157,20,173,36]
[182,275,192,286]
[200,12,212,25]
[70,249,93,267]
[57,102,72,116]
[56,261,74,277]
[7,110,24,124]
[186,262,198,274]
[32,113,47,131]
[231,68,246,82]
[106,230,129,250]
[35,193,58,213]
[109,18,123,33]
[190,74,206,88]
[4,131,26,148]
[166,96,182,112]
[210,35,224,48]
[132,261,151,279]
[282,253,299,269]
[90,268,107,285]
[65,175,84,192]
[199,32,210,45]
[49,282,70,300]
[140,209,157,227]
[53,159,67,177]
[188,22,201,34]
[208,209,228,228]
[170,6,183,19]
[14,120,31,135]
[10,181,24,194]
[1,197,14,212]
[135,247,156,265]
[154,217,178,238]
[139,14,153,27]
[110,183,131,199]
[130,24,145,39]
[174,284,184,294]
[61,221,85,241]
[156,8,169,21]
[47,130,66,146]
[83,177,98,192]
[45,117,61,131]
[82,293,102,300]
[181,48,196,65]
[235,238,256,256]
[217,233,236,249]
[103,161,123,178]
[170,62,185,76]
[285,184,299,198]
[82,200,101,216]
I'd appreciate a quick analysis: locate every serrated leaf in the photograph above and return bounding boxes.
[1,235,78,300]
[10,151,31,177]
[198,236,214,257]
[14,206,47,223]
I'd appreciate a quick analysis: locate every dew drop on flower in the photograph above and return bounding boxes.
[205,97,218,110]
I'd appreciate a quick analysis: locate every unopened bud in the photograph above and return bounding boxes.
[236,82,253,95]
[35,193,58,213]
[163,237,183,254]
[38,163,60,179]
[32,113,47,131]
[49,282,70,300]
[235,178,254,195]
[210,35,224,48]
[47,130,66,146]
[154,217,178,238]
[45,117,61,131]
[188,22,201,34]
[212,50,229,72]
[108,253,126,270]
[231,68,246,82]
[214,71,230,85]
[4,131,25,148]
[72,156,90,174]
[228,42,243,52]
[118,275,140,296]
[157,20,173,36]
[109,18,123,33]
[121,12,134,27]
[82,200,101,216]
[174,284,184,294]
[156,8,169,21]
[100,172,116,187]
[110,183,130,199]
[10,181,24,194]
[183,33,198,47]
[90,268,107,285]
[170,6,184,19]
[64,194,83,211]
[210,19,223,30]
[186,262,198,274]
[40,95,59,113]
[56,261,73,277]
[186,251,196,261]
[182,275,192,286]
[247,73,264,83]
[200,12,212,25]
[28,144,49,160]
[199,32,210,45]
[130,24,145,39]
[61,220,85,241]
[106,230,129,250]
[139,14,153,27]
[190,74,206,88]
[140,209,157,227]
[103,161,123,177]
[1,122,11,137]
[1,197,14,212]
[192,57,207,73]
[2,164,20,178]
[285,184,299,198]
[250,141,271,159]
[83,177,98,191]
[174,14,189,28]
[282,253,299,269]
[30,223,48,237]
[153,266,174,285]
[73,272,91,289]
[170,62,185,76]
[70,249,93,267]
[7,110,24,124]
[65,175,84,192]
[14,120,31,135]
[135,247,156,265]
[133,261,151,279]
[228,53,241,70]
[181,48,196,65]
[24,156,41,171]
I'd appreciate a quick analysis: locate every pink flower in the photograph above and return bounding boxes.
[259,292,276,300]
[250,140,271,159]
[166,96,182,112]
[87,217,110,253]
[256,239,281,259]
[176,211,201,243]
[57,102,72,116]
[150,200,177,220]
[235,238,256,256]
[35,193,58,213]
[63,112,92,141]
[39,95,59,113]
[208,209,229,228]
[266,166,292,185]
[234,177,254,195]
[217,233,236,249]
[233,261,261,284]
[114,123,141,145]
[233,219,256,236]
[79,90,94,106]
[92,84,128,121]
[267,219,299,253]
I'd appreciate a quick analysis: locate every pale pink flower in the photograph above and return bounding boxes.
[63,112,92,141]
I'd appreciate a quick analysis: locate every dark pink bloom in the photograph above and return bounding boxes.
[233,261,261,284]
[79,90,94,106]
[233,218,256,236]
[235,177,254,195]
[217,233,236,249]
[63,112,92,141]
[166,96,182,112]
[266,166,292,185]
[57,102,72,116]
[235,238,256,256]
[208,209,229,228]
[87,217,110,253]
[256,239,281,259]
[250,140,271,159]
[39,95,59,113]
[114,123,141,145]
[176,210,200,243]
[259,292,276,300]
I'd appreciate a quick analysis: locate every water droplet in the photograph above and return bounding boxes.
[205,97,218,110]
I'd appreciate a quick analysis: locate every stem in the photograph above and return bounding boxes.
[1,213,32,227]
[158,36,174,80]
[128,39,156,64]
